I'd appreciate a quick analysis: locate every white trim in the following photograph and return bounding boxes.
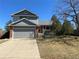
[13,25,36,26]
[11,9,37,17]
[11,18,27,25]
[12,15,37,17]
[8,18,36,26]
[11,9,27,16]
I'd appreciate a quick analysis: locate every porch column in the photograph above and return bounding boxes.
[35,26,39,38]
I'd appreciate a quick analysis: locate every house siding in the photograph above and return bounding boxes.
[29,19,38,25]
[13,16,20,21]
[13,19,37,26]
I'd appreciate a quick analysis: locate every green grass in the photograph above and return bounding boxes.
[37,36,79,59]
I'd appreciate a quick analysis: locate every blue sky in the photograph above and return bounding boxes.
[0,0,59,29]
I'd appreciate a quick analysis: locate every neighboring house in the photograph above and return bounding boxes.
[8,9,52,39]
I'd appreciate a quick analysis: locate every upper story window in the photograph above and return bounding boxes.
[20,16,27,19]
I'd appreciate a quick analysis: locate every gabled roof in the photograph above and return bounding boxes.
[8,18,36,26]
[11,9,38,17]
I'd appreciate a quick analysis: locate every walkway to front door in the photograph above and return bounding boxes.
[0,39,41,59]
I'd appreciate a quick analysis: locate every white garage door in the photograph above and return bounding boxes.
[13,29,35,38]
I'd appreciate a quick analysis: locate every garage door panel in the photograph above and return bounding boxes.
[14,28,35,31]
[13,29,34,38]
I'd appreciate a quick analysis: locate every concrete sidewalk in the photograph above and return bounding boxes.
[0,39,41,59]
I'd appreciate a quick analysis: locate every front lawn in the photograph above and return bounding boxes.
[37,36,79,59]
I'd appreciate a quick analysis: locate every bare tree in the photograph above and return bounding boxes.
[58,0,79,30]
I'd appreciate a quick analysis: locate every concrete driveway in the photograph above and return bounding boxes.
[0,39,41,59]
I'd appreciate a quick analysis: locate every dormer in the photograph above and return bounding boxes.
[11,9,38,21]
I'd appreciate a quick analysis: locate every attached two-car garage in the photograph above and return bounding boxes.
[12,27,35,39]
[9,18,37,39]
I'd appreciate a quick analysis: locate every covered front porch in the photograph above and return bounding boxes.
[35,25,52,38]
[36,25,52,33]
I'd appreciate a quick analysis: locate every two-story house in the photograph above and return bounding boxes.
[8,9,51,39]
[8,9,39,39]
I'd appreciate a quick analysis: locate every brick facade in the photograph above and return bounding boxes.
[0,29,2,39]
[9,25,14,39]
